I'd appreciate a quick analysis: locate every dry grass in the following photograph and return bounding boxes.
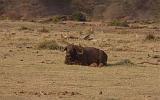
[71,12,87,21]
[18,26,33,31]
[38,27,50,33]
[145,34,160,41]
[37,40,64,51]
[108,20,129,27]
[0,20,160,100]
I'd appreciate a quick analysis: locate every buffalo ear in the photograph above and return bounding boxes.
[75,45,84,55]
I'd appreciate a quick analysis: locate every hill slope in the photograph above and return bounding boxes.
[0,0,160,20]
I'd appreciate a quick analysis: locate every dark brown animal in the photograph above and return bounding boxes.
[64,44,108,67]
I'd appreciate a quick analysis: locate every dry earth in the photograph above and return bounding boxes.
[0,20,160,100]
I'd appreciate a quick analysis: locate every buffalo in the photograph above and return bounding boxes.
[64,44,108,67]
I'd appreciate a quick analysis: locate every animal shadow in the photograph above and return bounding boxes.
[106,59,136,67]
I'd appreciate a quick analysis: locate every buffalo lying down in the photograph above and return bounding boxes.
[64,44,108,67]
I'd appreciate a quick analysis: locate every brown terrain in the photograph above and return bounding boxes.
[0,0,160,20]
[0,19,160,100]
[0,0,160,100]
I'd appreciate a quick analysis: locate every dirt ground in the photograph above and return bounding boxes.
[0,20,160,100]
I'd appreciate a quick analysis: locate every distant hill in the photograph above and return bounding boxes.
[0,0,72,19]
[0,0,160,20]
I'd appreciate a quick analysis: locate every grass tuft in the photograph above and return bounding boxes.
[145,34,160,41]
[19,26,32,31]
[37,40,63,50]
[52,15,67,23]
[145,34,156,40]
[115,59,135,66]
[39,27,50,33]
[109,20,129,27]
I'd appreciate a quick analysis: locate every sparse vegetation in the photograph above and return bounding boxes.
[38,27,50,33]
[145,34,156,40]
[85,28,94,35]
[0,0,160,20]
[115,59,135,66]
[109,20,129,27]
[145,34,160,41]
[0,1,160,99]
[129,25,146,29]
[2,33,13,40]
[37,40,63,50]
[0,19,160,100]
[72,12,87,21]
[118,30,129,34]
[19,26,32,31]
[52,15,67,23]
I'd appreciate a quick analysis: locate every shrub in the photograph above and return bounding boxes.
[37,40,63,50]
[72,12,87,21]
[109,20,129,27]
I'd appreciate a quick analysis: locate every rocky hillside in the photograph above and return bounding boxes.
[0,0,160,20]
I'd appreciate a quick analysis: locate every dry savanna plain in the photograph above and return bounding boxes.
[0,19,160,100]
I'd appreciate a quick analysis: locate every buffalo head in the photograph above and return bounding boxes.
[64,44,83,64]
